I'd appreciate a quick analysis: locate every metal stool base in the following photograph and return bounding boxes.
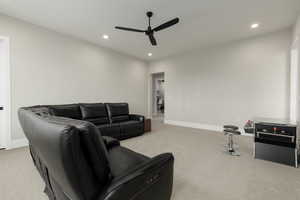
[224,125,241,156]
[225,150,240,156]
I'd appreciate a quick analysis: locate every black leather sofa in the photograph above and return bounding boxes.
[31,103,145,140]
[18,107,174,200]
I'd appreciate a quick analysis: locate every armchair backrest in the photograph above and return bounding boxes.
[18,107,111,200]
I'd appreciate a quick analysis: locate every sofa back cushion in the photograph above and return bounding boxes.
[106,103,129,123]
[50,104,82,119]
[79,103,109,125]
[18,108,111,200]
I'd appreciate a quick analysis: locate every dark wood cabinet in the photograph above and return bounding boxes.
[144,119,151,132]
[254,119,297,167]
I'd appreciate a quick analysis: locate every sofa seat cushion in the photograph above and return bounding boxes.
[50,104,82,119]
[119,121,144,137]
[85,118,109,125]
[119,120,143,127]
[97,124,121,138]
[107,146,149,178]
[80,103,108,120]
[111,115,129,123]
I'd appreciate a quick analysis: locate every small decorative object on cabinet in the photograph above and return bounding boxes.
[244,120,254,134]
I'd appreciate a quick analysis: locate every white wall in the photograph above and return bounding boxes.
[0,14,148,142]
[294,16,300,41]
[297,17,300,124]
[292,15,300,124]
[149,29,292,130]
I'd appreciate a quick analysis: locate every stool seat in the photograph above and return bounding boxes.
[224,129,241,135]
[223,125,239,130]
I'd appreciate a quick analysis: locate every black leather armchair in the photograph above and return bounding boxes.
[18,107,174,200]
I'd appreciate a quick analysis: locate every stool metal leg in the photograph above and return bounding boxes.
[229,134,234,152]
[223,125,241,156]
[231,134,240,156]
[225,132,240,156]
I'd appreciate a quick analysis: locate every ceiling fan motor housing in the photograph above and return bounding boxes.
[147,11,153,18]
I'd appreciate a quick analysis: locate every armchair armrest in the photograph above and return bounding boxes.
[100,153,174,200]
[103,136,120,149]
[129,114,144,122]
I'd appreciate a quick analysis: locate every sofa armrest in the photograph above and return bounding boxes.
[100,153,174,200]
[103,136,120,149]
[129,114,144,122]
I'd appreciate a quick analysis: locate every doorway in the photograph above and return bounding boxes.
[151,72,165,121]
[0,37,10,149]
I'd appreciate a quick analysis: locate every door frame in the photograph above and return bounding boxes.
[148,72,165,119]
[290,37,299,123]
[0,36,11,149]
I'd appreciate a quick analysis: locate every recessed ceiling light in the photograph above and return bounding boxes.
[102,34,109,39]
[251,23,260,29]
[148,53,153,57]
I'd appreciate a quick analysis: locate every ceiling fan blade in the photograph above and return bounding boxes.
[115,26,145,33]
[153,18,179,32]
[149,34,157,46]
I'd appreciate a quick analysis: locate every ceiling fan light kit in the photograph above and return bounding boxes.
[115,11,179,46]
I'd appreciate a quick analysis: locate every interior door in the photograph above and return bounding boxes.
[0,40,5,148]
[0,106,4,148]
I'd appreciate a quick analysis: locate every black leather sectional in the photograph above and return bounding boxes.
[34,103,144,140]
[18,107,174,200]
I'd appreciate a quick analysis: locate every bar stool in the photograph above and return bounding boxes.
[224,125,241,156]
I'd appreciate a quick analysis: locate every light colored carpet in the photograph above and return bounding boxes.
[1,121,300,200]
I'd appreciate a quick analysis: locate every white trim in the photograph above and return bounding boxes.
[147,74,153,118]
[164,119,253,137]
[8,138,29,150]
[148,71,165,119]
[291,35,299,48]
[165,119,222,132]
[0,36,11,149]
[290,46,299,122]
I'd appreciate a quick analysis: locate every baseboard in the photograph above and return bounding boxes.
[164,119,253,137]
[8,138,29,149]
[165,120,223,132]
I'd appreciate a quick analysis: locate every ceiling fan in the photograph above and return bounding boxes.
[115,11,179,46]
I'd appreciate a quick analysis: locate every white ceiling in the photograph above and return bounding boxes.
[0,0,299,60]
